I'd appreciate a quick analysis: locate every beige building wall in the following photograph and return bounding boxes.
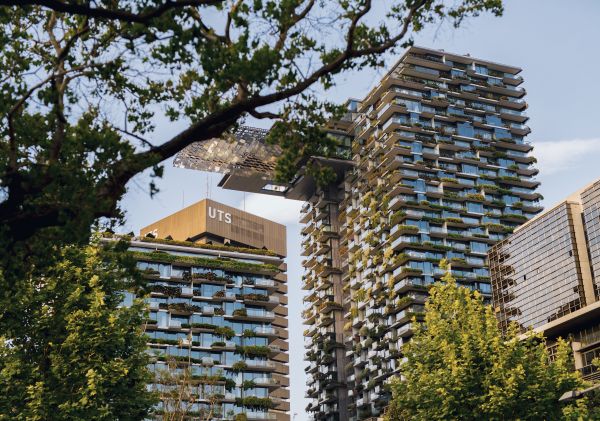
[140,199,287,256]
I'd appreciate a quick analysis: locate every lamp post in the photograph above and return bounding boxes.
[559,383,600,403]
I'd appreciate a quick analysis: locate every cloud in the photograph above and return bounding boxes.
[534,138,600,176]
[237,193,303,226]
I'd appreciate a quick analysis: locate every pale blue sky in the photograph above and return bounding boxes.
[120,1,600,419]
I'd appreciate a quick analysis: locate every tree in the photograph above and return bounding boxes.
[0,0,503,253]
[0,237,156,420]
[153,339,225,421]
[385,263,588,421]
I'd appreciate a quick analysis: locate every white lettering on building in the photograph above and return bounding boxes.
[208,206,232,224]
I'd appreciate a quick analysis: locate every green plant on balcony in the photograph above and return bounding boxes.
[445,217,463,224]
[188,323,217,330]
[242,329,256,338]
[211,341,227,348]
[212,290,226,298]
[150,284,181,296]
[145,336,180,346]
[235,345,270,357]
[231,361,248,372]
[503,213,528,221]
[130,251,280,274]
[242,380,257,390]
[235,396,275,409]
[397,225,419,234]
[168,302,201,313]
[233,308,248,317]
[238,293,269,302]
[215,326,235,340]
[466,193,485,201]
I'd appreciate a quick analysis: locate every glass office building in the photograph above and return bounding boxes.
[123,199,290,420]
[489,179,600,380]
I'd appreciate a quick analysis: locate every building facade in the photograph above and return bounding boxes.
[173,46,541,420]
[129,199,290,420]
[489,179,600,380]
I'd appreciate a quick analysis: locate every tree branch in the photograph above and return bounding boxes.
[0,0,225,24]
[98,0,427,203]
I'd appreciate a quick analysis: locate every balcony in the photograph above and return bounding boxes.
[246,412,277,420]
[254,326,278,336]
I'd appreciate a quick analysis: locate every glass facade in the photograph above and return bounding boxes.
[489,203,585,332]
[490,179,600,380]
[581,180,600,299]
[130,240,289,420]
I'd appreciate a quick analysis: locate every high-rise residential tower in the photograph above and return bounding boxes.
[174,46,541,420]
[489,179,600,380]
[117,199,290,420]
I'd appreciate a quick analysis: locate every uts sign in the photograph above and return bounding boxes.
[208,206,232,224]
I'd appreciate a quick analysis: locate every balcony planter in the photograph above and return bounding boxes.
[215,326,236,340]
[151,285,181,296]
[231,361,248,372]
[235,396,275,410]
[233,308,248,317]
[242,329,256,338]
[235,345,270,357]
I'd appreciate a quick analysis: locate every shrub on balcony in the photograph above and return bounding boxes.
[237,293,269,302]
[235,345,270,357]
[212,290,226,298]
[215,326,236,340]
[231,361,248,372]
[242,329,256,338]
[136,236,277,256]
[235,397,275,409]
[130,251,280,274]
[233,308,248,317]
[189,323,217,330]
[242,380,256,390]
[150,284,181,296]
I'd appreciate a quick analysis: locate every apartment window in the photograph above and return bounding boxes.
[457,122,475,138]
[485,114,502,126]
[467,202,484,214]
[461,164,478,175]
[475,64,488,75]
[471,242,488,254]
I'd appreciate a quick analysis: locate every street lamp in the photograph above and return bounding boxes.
[559,383,600,403]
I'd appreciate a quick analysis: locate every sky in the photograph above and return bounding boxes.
[120,1,600,419]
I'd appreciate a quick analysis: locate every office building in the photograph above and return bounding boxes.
[174,46,540,420]
[126,199,290,420]
[489,179,600,380]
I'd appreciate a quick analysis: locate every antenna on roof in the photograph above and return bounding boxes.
[206,173,210,199]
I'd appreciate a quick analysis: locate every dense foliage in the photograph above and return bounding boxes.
[0,238,156,420]
[385,265,590,421]
[0,0,503,254]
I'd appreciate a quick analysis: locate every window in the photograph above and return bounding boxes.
[475,64,488,75]
[461,164,478,175]
[485,114,502,126]
[457,122,474,138]
[470,241,488,254]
